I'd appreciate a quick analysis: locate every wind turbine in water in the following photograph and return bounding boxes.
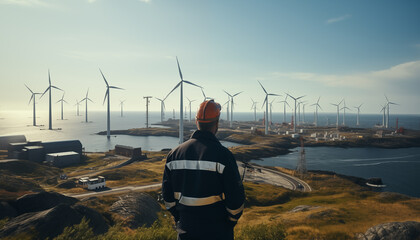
[155,97,167,123]
[354,104,363,126]
[186,97,196,122]
[286,93,305,133]
[278,95,290,123]
[223,90,242,128]
[340,100,351,126]
[41,70,63,130]
[25,84,42,126]
[56,93,68,120]
[311,97,322,127]
[100,69,124,139]
[81,89,93,123]
[258,81,280,135]
[250,98,258,122]
[331,99,343,129]
[385,95,398,128]
[119,100,126,117]
[75,100,81,116]
[165,57,202,144]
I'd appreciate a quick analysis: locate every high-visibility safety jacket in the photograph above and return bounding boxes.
[162,130,245,237]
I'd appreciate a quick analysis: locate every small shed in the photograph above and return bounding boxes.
[24,146,45,163]
[45,151,80,167]
[0,135,26,150]
[42,140,82,155]
[115,145,142,158]
[7,142,28,158]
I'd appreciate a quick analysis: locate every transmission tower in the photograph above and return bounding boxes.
[296,136,307,176]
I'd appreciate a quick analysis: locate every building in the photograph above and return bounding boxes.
[0,135,26,150]
[115,144,142,159]
[22,146,44,163]
[42,140,82,155]
[78,176,106,190]
[45,151,80,167]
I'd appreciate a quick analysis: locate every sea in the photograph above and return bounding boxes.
[1,110,419,197]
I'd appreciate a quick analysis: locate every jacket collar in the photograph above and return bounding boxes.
[191,130,220,144]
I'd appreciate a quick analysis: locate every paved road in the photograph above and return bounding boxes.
[68,183,161,199]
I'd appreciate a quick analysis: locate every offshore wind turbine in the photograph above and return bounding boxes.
[155,97,167,123]
[258,81,280,135]
[354,103,363,126]
[165,57,202,144]
[385,95,398,128]
[340,100,351,126]
[286,93,305,133]
[331,99,344,129]
[100,69,124,139]
[311,97,322,127]
[119,100,126,117]
[40,70,63,130]
[81,89,93,123]
[223,90,242,128]
[186,97,196,122]
[75,100,81,116]
[25,84,42,126]
[251,98,258,122]
[278,95,290,123]
[56,93,68,120]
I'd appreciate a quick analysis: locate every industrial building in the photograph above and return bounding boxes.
[0,135,26,150]
[45,151,80,167]
[41,140,82,155]
[115,144,143,159]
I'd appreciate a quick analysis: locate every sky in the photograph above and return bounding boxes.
[1,0,420,115]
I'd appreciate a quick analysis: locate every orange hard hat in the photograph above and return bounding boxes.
[196,100,221,123]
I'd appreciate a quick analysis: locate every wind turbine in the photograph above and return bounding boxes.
[251,98,258,122]
[56,93,68,120]
[40,70,63,130]
[25,84,42,126]
[186,97,196,122]
[165,57,202,144]
[380,104,386,127]
[155,97,167,123]
[278,95,290,123]
[119,100,126,117]
[269,98,276,125]
[331,99,344,129]
[298,100,307,125]
[311,97,322,127]
[144,96,152,128]
[354,104,363,126]
[385,95,398,128]
[301,102,307,124]
[340,100,350,126]
[222,100,230,121]
[75,100,81,116]
[201,88,213,101]
[258,81,280,135]
[286,93,305,133]
[100,69,124,139]
[223,90,242,128]
[81,89,93,123]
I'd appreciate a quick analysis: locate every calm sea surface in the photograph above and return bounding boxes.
[251,147,420,198]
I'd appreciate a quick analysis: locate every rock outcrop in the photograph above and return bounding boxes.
[357,221,420,240]
[110,192,161,229]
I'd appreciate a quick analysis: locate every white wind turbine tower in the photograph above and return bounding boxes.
[56,93,68,120]
[81,89,93,123]
[354,104,363,126]
[278,95,290,123]
[100,69,124,139]
[165,57,202,144]
[341,100,351,126]
[286,93,305,133]
[144,96,152,128]
[41,70,63,130]
[223,90,243,128]
[258,80,280,135]
[310,97,322,127]
[119,100,126,117]
[385,95,398,129]
[75,100,81,116]
[222,100,230,121]
[380,104,386,127]
[269,98,276,125]
[331,99,344,129]
[186,97,196,122]
[25,84,42,126]
[250,98,258,122]
[155,97,167,123]
[302,102,307,124]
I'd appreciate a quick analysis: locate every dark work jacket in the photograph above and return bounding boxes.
[162,130,245,237]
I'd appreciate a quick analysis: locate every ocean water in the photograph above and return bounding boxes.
[252,147,420,198]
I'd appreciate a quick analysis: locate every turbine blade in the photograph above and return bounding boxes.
[88,98,94,103]
[176,56,183,80]
[99,69,109,87]
[268,93,280,96]
[103,89,109,105]
[317,96,321,104]
[296,95,306,100]
[201,88,207,98]
[257,80,267,94]
[155,97,163,101]
[28,95,34,105]
[165,81,181,99]
[40,87,50,98]
[24,84,33,94]
[48,69,51,86]
[109,86,124,90]
[183,80,202,88]
[223,90,232,97]
[233,91,243,97]
[52,86,63,91]
[262,96,267,108]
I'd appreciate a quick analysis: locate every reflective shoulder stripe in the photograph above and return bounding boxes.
[164,201,176,210]
[179,195,223,207]
[166,160,225,174]
[174,192,181,200]
[226,203,244,216]
[228,216,238,222]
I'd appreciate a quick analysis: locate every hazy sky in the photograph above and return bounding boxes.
[1,0,419,115]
